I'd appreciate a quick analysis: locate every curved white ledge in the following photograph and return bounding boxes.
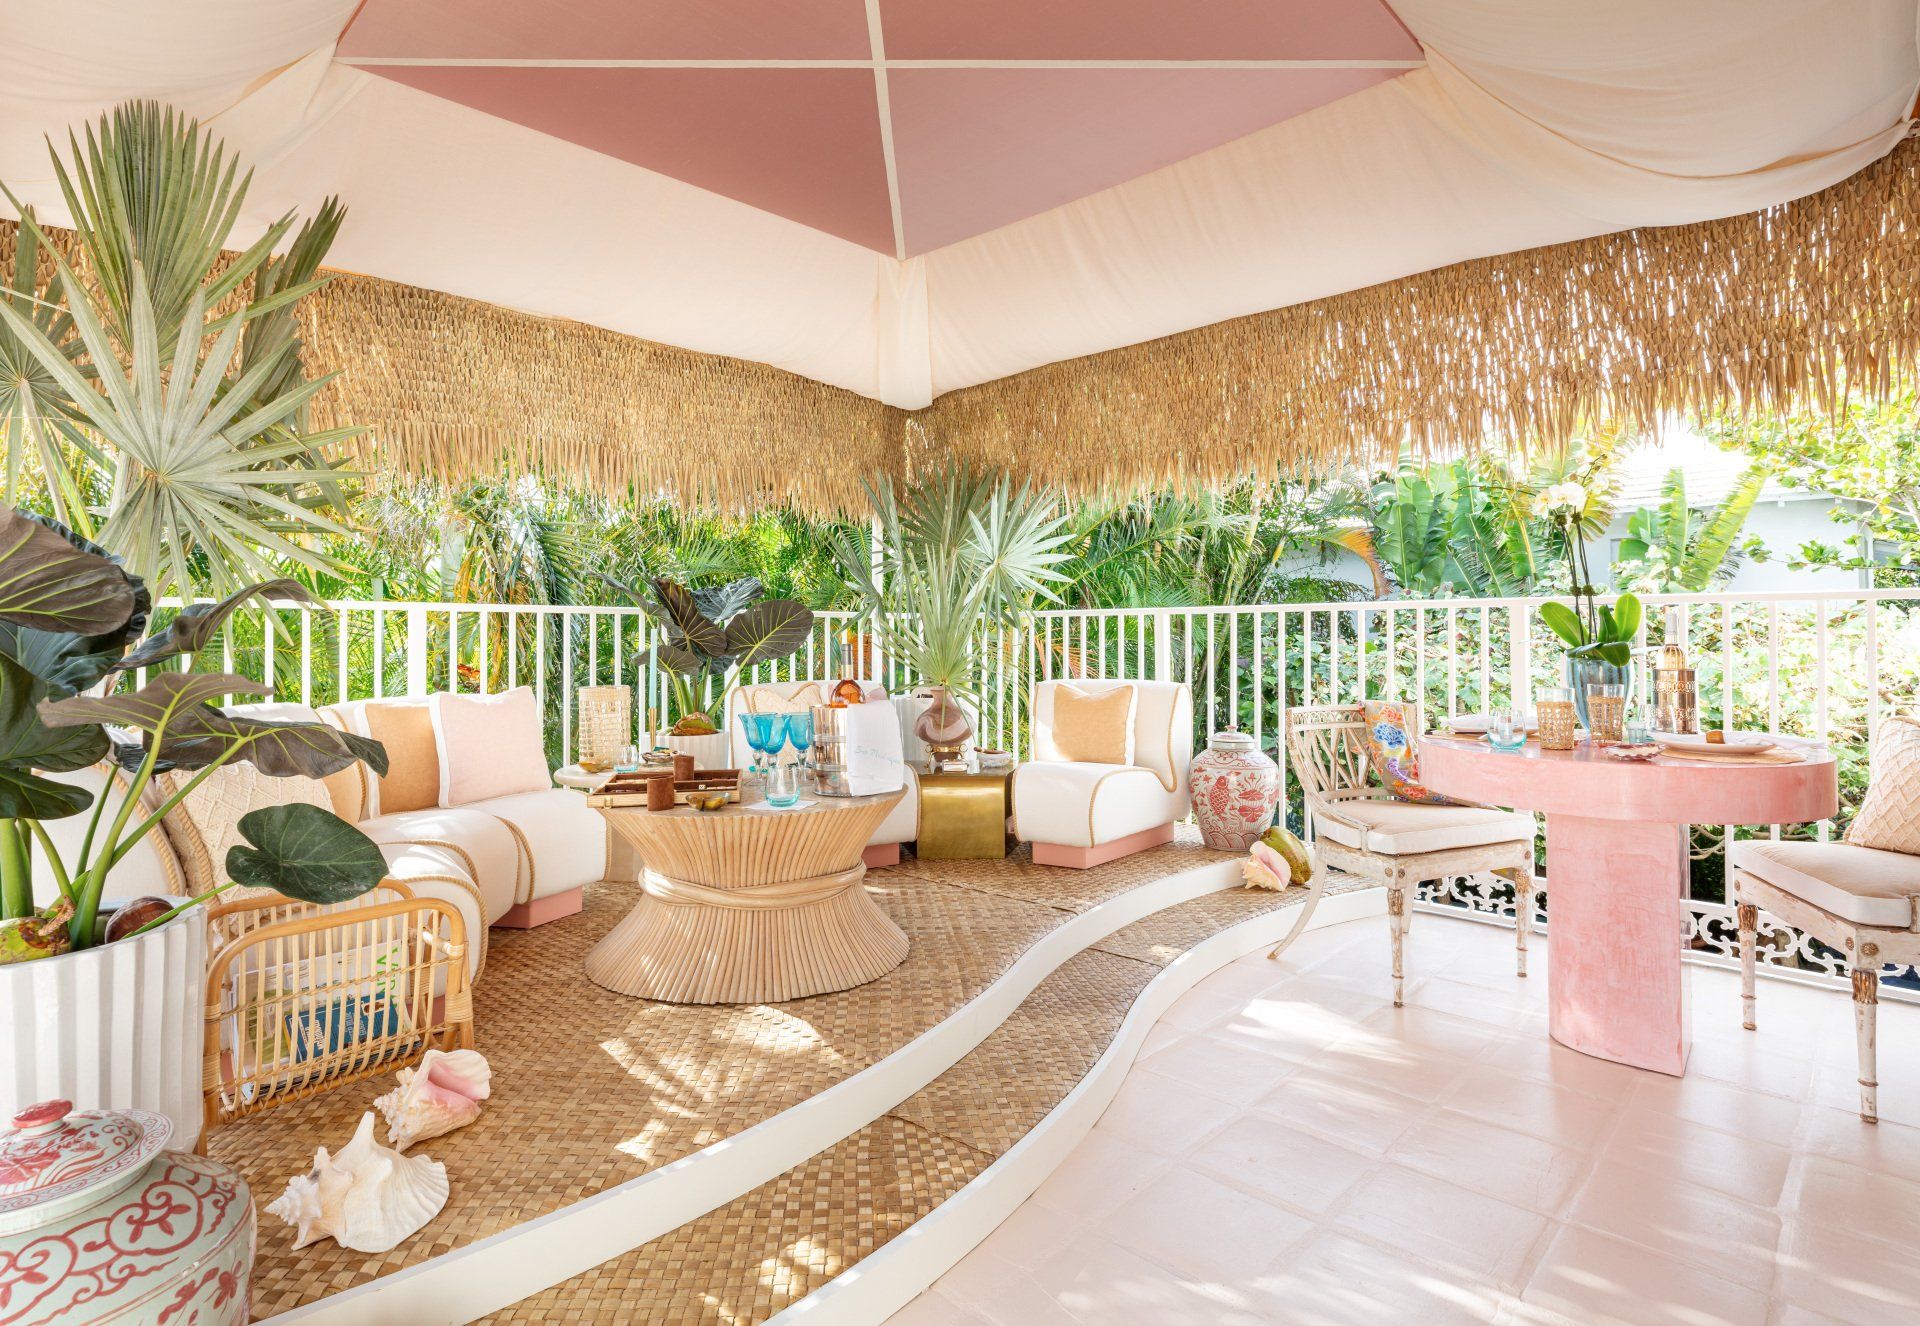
[268,858,1254,1325]
[769,887,1385,1325]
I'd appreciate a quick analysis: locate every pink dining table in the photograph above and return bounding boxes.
[1420,735,1837,1076]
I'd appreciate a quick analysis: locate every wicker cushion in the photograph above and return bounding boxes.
[1733,839,1920,928]
[1049,683,1137,765]
[1313,798,1533,856]
[1846,716,1920,856]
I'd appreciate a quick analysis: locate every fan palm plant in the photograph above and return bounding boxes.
[0,101,356,605]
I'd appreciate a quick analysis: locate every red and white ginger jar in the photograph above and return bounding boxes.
[1191,729,1279,851]
[0,1100,253,1325]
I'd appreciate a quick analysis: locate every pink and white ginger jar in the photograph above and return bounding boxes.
[0,1100,254,1325]
[1191,729,1279,851]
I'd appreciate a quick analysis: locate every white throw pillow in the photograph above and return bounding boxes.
[429,687,552,807]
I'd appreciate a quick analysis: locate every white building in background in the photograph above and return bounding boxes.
[1596,428,1872,594]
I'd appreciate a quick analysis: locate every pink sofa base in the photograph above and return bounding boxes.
[494,886,584,929]
[863,842,902,869]
[1031,822,1175,869]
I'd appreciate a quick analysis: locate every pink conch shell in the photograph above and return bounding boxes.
[375,1049,491,1152]
[1242,840,1288,891]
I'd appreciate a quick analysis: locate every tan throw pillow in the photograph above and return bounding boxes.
[356,699,440,815]
[316,710,366,823]
[1050,684,1137,765]
[1847,716,1920,855]
[430,687,552,806]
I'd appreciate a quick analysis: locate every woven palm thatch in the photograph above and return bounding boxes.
[918,135,1920,493]
[8,135,1918,511]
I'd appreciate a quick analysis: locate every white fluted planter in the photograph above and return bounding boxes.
[654,730,733,771]
[0,905,208,1152]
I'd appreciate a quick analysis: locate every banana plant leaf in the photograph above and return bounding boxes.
[38,672,267,734]
[0,653,109,818]
[226,803,386,905]
[112,578,313,673]
[0,508,143,635]
[690,577,762,625]
[649,579,728,656]
[723,599,814,671]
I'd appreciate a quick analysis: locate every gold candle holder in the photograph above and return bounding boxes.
[1538,686,1577,750]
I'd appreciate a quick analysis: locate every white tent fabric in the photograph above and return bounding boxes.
[1,1,1914,410]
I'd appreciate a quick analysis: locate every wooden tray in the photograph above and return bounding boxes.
[587,769,743,808]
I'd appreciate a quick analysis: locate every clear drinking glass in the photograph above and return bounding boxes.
[764,757,802,808]
[1487,709,1529,752]
[1586,683,1627,743]
[616,744,640,772]
[1538,686,1578,750]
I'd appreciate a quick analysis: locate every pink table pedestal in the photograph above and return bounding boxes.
[1420,736,1836,1076]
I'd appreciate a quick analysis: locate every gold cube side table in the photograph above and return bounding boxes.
[916,768,1013,860]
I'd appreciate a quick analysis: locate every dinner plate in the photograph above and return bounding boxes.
[1447,713,1537,734]
[1654,731,1776,754]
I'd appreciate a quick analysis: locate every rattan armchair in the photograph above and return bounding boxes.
[201,883,474,1138]
[1286,704,1538,1005]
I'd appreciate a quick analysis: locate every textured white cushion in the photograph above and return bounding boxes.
[1313,798,1534,856]
[429,687,551,807]
[1012,761,1183,849]
[1733,839,1920,929]
[378,840,486,978]
[466,787,608,902]
[360,806,524,924]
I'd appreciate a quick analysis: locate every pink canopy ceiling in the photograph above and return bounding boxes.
[336,0,1420,256]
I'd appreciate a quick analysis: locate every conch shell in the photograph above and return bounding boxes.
[267,1111,449,1253]
[375,1048,492,1152]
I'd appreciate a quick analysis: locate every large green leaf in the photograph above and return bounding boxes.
[0,508,142,635]
[645,641,707,678]
[690,577,761,625]
[723,599,815,672]
[1537,600,1588,649]
[226,803,386,905]
[1608,592,1643,644]
[0,653,107,819]
[0,522,152,697]
[156,710,387,780]
[113,579,313,673]
[649,578,727,657]
[39,672,266,734]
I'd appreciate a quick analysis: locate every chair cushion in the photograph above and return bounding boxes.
[1733,839,1920,929]
[360,806,524,924]
[329,698,440,815]
[378,840,487,978]
[1049,683,1137,765]
[1012,761,1180,848]
[1361,699,1461,806]
[1313,798,1533,856]
[466,787,608,902]
[430,687,552,806]
[1846,716,1920,855]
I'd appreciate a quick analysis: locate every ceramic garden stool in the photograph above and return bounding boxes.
[0,1099,254,1325]
[1421,736,1836,1076]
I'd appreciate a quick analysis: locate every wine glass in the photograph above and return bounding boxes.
[785,710,814,786]
[739,712,770,778]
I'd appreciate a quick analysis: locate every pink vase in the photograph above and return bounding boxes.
[1190,730,1279,851]
[913,687,973,765]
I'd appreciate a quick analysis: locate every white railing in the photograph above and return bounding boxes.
[166,588,1920,986]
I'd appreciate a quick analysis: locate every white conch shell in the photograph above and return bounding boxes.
[375,1048,492,1152]
[267,1111,449,1253]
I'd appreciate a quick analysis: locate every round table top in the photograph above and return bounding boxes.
[553,763,614,790]
[1420,733,1838,825]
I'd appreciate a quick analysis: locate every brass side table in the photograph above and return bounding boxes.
[915,767,1013,860]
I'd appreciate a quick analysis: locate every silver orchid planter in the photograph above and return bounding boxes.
[1565,654,1631,728]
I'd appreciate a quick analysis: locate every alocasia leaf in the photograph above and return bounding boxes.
[0,507,143,636]
[113,579,314,673]
[226,803,387,904]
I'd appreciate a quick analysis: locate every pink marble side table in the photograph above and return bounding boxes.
[1420,736,1836,1075]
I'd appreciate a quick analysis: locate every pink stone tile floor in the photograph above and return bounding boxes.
[887,912,1920,1326]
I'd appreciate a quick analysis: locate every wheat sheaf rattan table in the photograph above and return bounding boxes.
[585,789,909,1004]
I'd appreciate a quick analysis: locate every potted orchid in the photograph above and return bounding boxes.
[1535,481,1643,724]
